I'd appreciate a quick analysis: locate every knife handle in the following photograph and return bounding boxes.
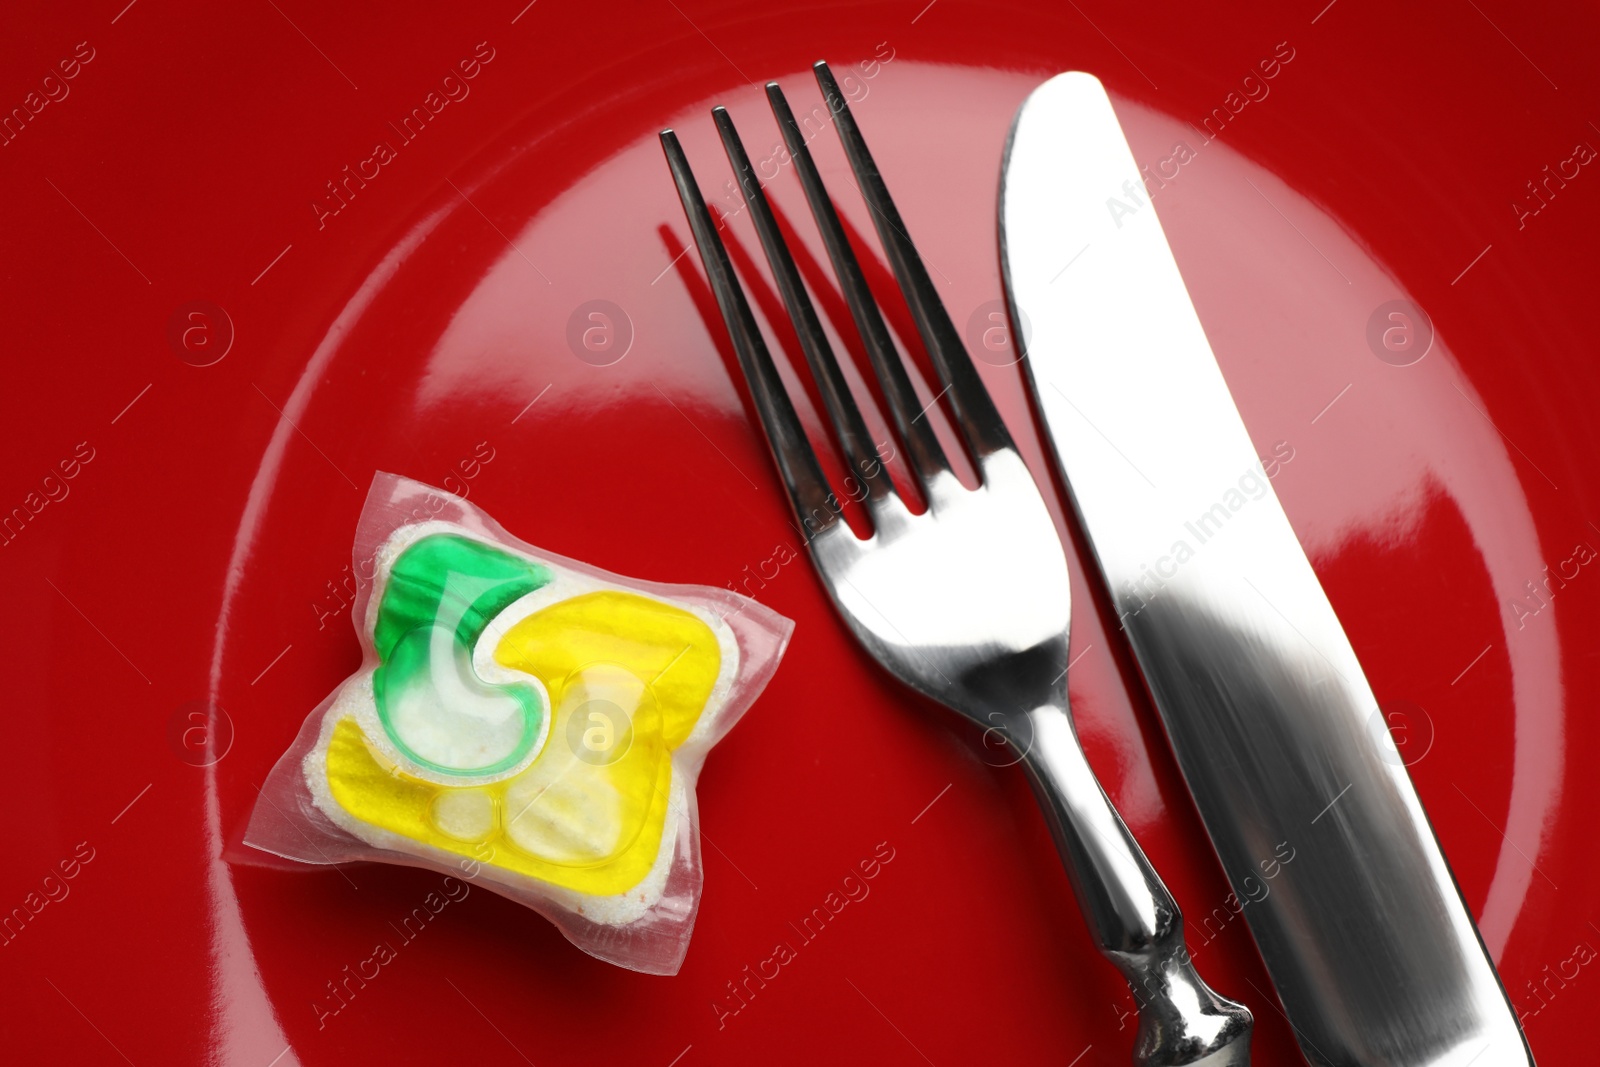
[1016,705,1252,1066]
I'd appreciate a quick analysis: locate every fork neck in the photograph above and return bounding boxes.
[1011,704,1252,1064]
[1010,704,1172,952]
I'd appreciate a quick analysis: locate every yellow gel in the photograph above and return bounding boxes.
[324,590,723,897]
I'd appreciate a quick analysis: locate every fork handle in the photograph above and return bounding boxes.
[1015,705,1252,1065]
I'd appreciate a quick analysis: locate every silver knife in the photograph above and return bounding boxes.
[1000,72,1533,1067]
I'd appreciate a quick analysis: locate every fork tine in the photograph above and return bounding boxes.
[812,61,1014,461]
[660,128,844,539]
[711,106,896,508]
[765,80,955,490]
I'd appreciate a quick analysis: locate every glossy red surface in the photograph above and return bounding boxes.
[3,2,1597,1064]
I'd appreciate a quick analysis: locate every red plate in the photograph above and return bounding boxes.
[3,2,1596,1064]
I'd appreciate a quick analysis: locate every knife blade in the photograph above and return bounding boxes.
[999,72,1532,1067]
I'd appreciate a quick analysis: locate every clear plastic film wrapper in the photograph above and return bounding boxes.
[242,472,793,975]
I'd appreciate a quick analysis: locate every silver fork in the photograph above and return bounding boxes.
[660,61,1252,1066]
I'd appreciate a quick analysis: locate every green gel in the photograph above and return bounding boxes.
[372,534,552,776]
